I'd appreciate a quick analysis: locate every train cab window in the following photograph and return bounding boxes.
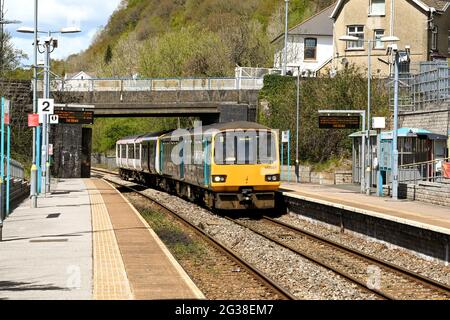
[121,145,127,158]
[214,131,277,165]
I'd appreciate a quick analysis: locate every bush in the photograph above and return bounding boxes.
[259,66,390,163]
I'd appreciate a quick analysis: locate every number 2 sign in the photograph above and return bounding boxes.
[38,99,54,115]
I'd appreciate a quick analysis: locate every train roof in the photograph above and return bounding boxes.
[118,122,273,143]
[117,130,173,144]
[200,121,271,131]
[160,121,272,139]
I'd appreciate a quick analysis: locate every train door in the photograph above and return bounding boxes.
[203,139,211,187]
[180,140,185,180]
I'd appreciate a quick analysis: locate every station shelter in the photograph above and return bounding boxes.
[349,128,448,187]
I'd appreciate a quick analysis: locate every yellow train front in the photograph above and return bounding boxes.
[159,122,280,210]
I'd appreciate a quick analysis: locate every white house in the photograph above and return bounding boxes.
[64,71,95,80]
[272,4,335,76]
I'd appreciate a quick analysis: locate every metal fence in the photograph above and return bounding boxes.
[390,61,450,112]
[398,158,449,184]
[37,77,268,93]
[10,159,25,180]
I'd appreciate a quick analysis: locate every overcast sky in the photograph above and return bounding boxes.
[4,0,121,65]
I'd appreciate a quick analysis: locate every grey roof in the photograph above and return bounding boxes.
[272,4,335,43]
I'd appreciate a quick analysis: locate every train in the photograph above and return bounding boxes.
[116,121,281,210]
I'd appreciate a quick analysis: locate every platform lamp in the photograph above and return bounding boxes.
[338,35,375,194]
[17,26,81,196]
[380,35,400,199]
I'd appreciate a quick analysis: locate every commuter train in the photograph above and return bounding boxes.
[116,121,280,210]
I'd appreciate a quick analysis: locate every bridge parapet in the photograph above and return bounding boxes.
[37,77,266,93]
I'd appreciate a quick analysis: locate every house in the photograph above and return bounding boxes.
[60,71,96,91]
[64,71,96,80]
[272,4,335,76]
[331,0,450,76]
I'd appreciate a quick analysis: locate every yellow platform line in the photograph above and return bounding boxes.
[85,179,133,300]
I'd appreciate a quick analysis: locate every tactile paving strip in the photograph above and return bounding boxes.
[85,179,133,300]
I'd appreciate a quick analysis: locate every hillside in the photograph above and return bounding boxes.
[60,0,335,78]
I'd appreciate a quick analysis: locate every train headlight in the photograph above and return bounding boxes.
[213,175,227,183]
[265,174,280,182]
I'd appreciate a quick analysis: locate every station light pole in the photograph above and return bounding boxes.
[381,35,401,199]
[339,35,374,195]
[17,25,81,197]
[282,0,289,76]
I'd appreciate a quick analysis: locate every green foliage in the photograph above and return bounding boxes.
[92,117,183,154]
[104,45,113,65]
[64,0,334,77]
[259,67,390,163]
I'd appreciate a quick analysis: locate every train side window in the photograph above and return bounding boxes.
[128,144,134,159]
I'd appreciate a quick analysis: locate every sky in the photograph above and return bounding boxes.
[4,0,121,66]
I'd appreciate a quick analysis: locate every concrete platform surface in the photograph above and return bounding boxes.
[0,179,93,300]
[0,178,204,300]
[281,183,450,235]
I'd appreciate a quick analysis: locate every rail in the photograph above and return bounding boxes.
[91,168,297,300]
[398,157,449,184]
[37,77,266,92]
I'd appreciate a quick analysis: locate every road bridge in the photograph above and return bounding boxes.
[38,78,265,123]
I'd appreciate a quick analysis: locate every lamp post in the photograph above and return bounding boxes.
[287,65,301,183]
[17,25,81,197]
[339,35,374,195]
[282,0,289,76]
[381,35,401,199]
[294,66,300,183]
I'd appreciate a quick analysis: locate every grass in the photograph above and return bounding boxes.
[139,208,206,260]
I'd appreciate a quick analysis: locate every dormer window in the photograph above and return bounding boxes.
[370,0,385,15]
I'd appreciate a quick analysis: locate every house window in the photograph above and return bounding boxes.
[347,25,364,49]
[369,0,385,15]
[304,38,317,60]
[447,29,450,54]
[431,26,438,51]
[374,30,384,49]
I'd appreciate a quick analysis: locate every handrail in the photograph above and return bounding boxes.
[399,157,449,168]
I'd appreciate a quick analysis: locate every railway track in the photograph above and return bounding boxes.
[91,167,450,300]
[91,168,296,300]
[230,216,450,300]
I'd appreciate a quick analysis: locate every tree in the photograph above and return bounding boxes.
[104,44,113,65]
[0,31,28,77]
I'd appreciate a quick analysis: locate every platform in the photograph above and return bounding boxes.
[281,183,450,235]
[280,183,450,262]
[0,178,204,300]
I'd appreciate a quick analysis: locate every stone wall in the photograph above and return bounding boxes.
[399,105,449,135]
[281,166,352,185]
[282,194,450,263]
[384,180,450,207]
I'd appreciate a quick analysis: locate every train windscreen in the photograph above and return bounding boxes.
[214,130,277,165]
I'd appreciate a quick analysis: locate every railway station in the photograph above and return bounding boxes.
[0,0,449,315]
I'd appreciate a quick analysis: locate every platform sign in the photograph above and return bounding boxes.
[49,114,59,124]
[281,130,290,143]
[28,114,40,127]
[319,116,360,129]
[4,99,10,125]
[38,99,55,115]
[54,110,94,125]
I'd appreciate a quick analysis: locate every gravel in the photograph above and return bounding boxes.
[276,213,450,287]
[106,174,379,300]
